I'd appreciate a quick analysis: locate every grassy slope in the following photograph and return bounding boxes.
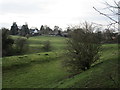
[3,36,119,88]
[25,36,67,53]
[3,59,70,88]
[55,44,119,88]
[11,35,67,53]
[3,36,70,88]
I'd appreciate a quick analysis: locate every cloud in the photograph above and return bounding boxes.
[0,0,51,14]
[0,0,117,30]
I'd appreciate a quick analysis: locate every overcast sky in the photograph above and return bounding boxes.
[0,0,119,30]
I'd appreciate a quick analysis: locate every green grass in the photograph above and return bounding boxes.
[28,36,67,52]
[2,52,59,70]
[54,44,119,88]
[2,36,119,88]
[11,35,67,53]
[3,36,70,88]
[55,58,119,88]
[3,59,70,88]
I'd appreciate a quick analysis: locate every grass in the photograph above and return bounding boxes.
[55,57,119,88]
[2,36,119,88]
[28,36,67,52]
[3,36,70,88]
[11,35,67,53]
[2,52,59,70]
[54,44,119,88]
[3,59,70,88]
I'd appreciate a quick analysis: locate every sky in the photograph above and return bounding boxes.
[0,0,119,30]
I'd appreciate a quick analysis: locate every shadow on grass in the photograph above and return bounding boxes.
[2,63,32,72]
[2,57,58,72]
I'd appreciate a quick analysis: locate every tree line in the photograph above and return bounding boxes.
[1,21,119,57]
[9,22,66,37]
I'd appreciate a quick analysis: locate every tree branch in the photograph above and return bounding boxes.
[93,7,118,24]
[105,1,120,9]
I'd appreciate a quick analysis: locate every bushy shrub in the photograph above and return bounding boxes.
[15,37,29,54]
[63,23,101,73]
[2,28,14,56]
[42,41,52,52]
[25,34,30,39]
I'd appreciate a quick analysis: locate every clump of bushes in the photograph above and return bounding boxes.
[2,28,29,57]
[2,28,14,57]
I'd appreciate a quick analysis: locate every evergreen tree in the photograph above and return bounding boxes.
[2,28,14,56]
[10,22,18,35]
[20,24,29,36]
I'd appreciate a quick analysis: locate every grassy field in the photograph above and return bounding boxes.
[2,36,119,88]
[3,36,70,88]
[11,35,67,53]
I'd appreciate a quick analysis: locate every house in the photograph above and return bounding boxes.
[30,28,39,36]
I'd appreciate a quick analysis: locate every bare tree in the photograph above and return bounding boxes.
[63,22,101,73]
[93,1,120,31]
